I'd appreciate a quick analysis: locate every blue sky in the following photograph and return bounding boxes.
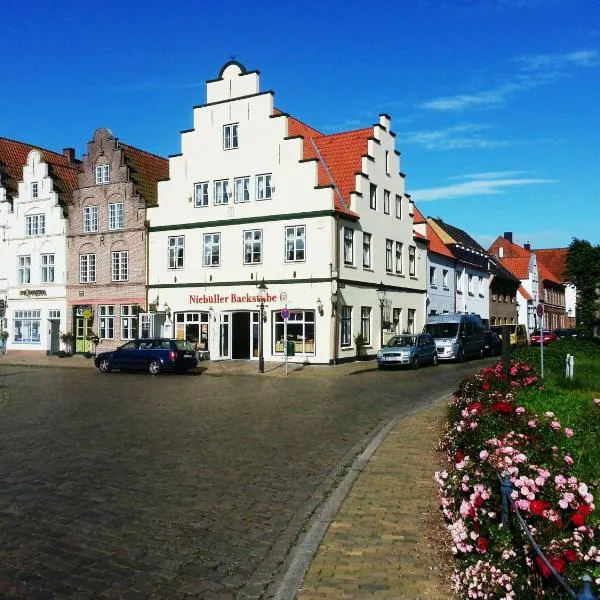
[1,0,598,249]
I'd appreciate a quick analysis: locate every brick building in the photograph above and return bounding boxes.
[66,128,168,353]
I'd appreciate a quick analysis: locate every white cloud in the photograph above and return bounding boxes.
[410,175,556,202]
[452,171,526,180]
[401,123,510,150]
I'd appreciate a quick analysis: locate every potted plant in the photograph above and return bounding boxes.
[354,333,367,360]
[0,330,8,355]
[59,331,74,356]
[86,331,100,357]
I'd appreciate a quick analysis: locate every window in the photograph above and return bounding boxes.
[214,179,230,205]
[274,310,315,355]
[18,255,31,284]
[13,310,41,343]
[407,309,416,333]
[223,123,239,149]
[203,232,221,266]
[395,242,403,274]
[468,274,474,295]
[393,308,402,333]
[79,253,96,283]
[83,206,98,233]
[386,239,393,272]
[385,151,390,175]
[194,182,209,207]
[108,202,124,230]
[383,190,390,214]
[479,276,484,297]
[168,236,184,269]
[363,233,371,268]
[340,306,352,347]
[99,305,115,339]
[370,184,377,209]
[285,225,305,262]
[456,270,463,293]
[95,164,110,185]
[360,307,371,344]
[41,254,55,283]
[244,229,262,264]
[32,182,38,198]
[344,228,354,265]
[429,266,436,287]
[234,177,250,203]
[442,269,449,289]
[409,246,416,276]
[112,251,128,281]
[256,174,272,200]
[121,305,137,340]
[395,194,402,219]
[25,214,45,236]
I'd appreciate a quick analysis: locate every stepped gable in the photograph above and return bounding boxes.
[119,143,169,207]
[0,136,80,206]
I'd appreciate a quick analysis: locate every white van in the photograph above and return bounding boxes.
[424,313,486,361]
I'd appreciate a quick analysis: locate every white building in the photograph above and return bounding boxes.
[0,140,80,354]
[148,61,426,364]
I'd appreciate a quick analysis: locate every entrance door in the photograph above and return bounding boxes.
[49,320,60,354]
[231,312,250,359]
[219,313,231,358]
[75,317,92,354]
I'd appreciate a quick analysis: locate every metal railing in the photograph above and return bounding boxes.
[500,474,597,599]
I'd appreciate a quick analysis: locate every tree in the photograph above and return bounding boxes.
[565,238,600,337]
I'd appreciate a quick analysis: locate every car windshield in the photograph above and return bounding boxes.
[386,335,417,348]
[174,340,196,350]
[424,323,459,338]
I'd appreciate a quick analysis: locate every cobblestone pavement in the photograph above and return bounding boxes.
[0,359,484,599]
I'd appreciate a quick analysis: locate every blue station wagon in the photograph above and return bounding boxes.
[95,338,199,375]
[377,333,438,369]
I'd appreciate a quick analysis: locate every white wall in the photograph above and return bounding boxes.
[426,254,455,316]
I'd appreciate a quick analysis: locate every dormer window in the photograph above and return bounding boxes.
[223,123,239,150]
[95,164,110,185]
[32,182,39,198]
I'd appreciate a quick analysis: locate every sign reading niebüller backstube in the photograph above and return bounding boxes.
[189,292,278,305]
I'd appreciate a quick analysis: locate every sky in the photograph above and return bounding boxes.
[1,0,598,250]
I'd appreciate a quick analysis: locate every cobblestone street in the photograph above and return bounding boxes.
[0,361,480,599]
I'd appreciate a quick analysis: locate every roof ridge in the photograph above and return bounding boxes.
[284,113,323,137]
[317,126,372,139]
[0,136,77,166]
[118,142,167,161]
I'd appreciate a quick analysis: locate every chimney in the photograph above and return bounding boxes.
[63,148,76,162]
[524,243,531,251]
[503,231,513,243]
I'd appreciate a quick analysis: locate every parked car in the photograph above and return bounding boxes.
[554,328,578,338]
[377,333,438,369]
[95,338,199,374]
[490,324,528,348]
[424,313,486,362]
[530,330,559,345]
[483,330,502,356]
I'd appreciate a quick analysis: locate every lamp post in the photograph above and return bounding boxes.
[257,278,268,373]
[376,281,387,348]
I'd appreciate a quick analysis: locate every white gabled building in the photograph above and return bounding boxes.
[148,61,426,364]
[0,139,80,354]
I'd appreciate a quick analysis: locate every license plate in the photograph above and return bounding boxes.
[183,352,193,357]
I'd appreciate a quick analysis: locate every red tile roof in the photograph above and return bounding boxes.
[489,236,530,259]
[518,286,533,301]
[119,143,169,207]
[532,248,568,281]
[537,261,562,286]
[426,222,454,259]
[0,136,80,206]
[500,257,531,280]
[412,205,426,224]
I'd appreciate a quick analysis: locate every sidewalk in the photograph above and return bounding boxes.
[0,351,454,598]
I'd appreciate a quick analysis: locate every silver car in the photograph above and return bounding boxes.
[377,334,439,369]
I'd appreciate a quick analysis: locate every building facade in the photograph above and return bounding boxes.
[66,128,168,353]
[0,139,80,354]
[148,62,426,364]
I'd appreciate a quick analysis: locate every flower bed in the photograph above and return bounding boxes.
[436,360,600,599]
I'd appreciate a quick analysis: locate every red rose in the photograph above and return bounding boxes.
[549,557,567,575]
[530,500,552,515]
[535,556,551,577]
[476,537,489,552]
[466,402,483,415]
[571,512,586,527]
[493,401,514,414]
[473,495,484,508]
[482,382,490,391]
[578,504,593,517]
[563,549,578,563]
[455,449,465,464]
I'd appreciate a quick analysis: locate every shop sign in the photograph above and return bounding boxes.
[19,289,47,297]
[75,305,94,319]
[189,292,279,305]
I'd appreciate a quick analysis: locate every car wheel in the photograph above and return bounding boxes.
[412,356,420,369]
[432,353,439,366]
[98,358,112,373]
[479,347,485,359]
[148,359,162,375]
[378,363,385,370]
[457,348,466,363]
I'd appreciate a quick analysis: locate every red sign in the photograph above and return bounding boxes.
[281,308,290,319]
[189,292,278,305]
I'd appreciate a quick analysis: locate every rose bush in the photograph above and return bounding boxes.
[437,360,600,599]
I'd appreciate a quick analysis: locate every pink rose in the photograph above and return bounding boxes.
[564,428,574,438]
[564,455,574,465]
[516,407,526,415]
[551,421,561,430]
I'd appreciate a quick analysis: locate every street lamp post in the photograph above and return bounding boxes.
[257,279,268,373]
[376,281,387,348]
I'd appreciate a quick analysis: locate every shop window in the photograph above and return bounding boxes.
[13,310,41,343]
[99,305,115,339]
[274,310,315,355]
[175,312,210,350]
